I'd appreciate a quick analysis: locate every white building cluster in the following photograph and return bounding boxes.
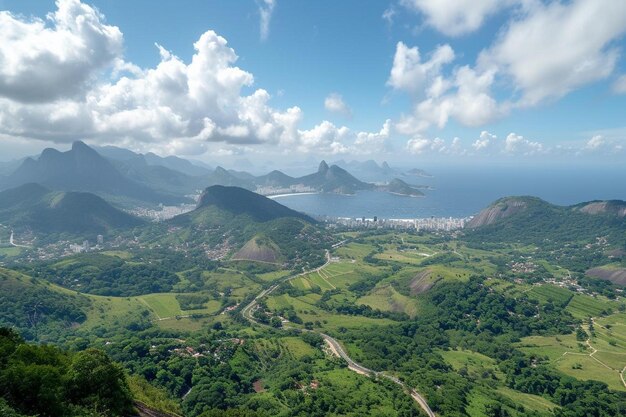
[328,216,470,231]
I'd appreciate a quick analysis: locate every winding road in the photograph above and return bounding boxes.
[9,231,30,248]
[242,249,436,417]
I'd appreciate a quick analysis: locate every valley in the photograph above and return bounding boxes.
[2,197,626,416]
[1,1,625,416]
[1,144,626,417]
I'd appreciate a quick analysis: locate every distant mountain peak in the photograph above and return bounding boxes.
[71,140,90,151]
[318,160,329,174]
[40,147,62,158]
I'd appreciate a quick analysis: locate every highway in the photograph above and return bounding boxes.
[241,247,437,417]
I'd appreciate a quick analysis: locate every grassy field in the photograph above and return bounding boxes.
[554,353,624,391]
[334,242,374,260]
[279,337,318,358]
[0,247,22,257]
[139,293,183,318]
[496,387,558,414]
[517,331,626,391]
[204,270,261,299]
[526,285,574,305]
[440,348,499,374]
[357,283,421,317]
[566,294,616,318]
[256,270,292,282]
[267,293,395,330]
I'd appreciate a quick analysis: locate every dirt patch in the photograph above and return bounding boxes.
[578,201,626,217]
[409,270,440,296]
[467,199,528,228]
[232,237,279,263]
[252,379,266,393]
[587,267,626,286]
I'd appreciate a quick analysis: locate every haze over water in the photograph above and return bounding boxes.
[274,166,626,219]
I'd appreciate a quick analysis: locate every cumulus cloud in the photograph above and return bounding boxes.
[296,120,393,156]
[401,0,513,36]
[482,0,626,105]
[388,42,454,95]
[472,131,496,151]
[389,1,626,141]
[406,136,461,155]
[354,119,391,153]
[586,135,605,150]
[0,0,393,157]
[324,93,352,117]
[414,65,500,129]
[503,133,543,155]
[259,0,276,41]
[0,0,123,103]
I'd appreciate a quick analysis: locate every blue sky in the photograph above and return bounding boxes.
[0,0,625,166]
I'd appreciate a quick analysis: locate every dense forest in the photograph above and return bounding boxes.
[0,328,133,417]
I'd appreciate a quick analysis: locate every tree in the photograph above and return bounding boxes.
[66,349,133,416]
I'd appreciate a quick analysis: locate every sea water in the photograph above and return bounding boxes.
[272,165,626,219]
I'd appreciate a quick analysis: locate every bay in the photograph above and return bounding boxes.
[272,166,626,219]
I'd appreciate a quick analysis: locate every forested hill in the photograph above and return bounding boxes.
[465,196,626,246]
[0,183,144,235]
[166,186,329,269]
[0,328,134,417]
[194,185,315,223]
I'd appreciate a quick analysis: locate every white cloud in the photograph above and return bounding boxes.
[388,42,455,95]
[389,1,626,141]
[401,0,513,36]
[406,136,459,155]
[388,42,503,135]
[259,0,276,41]
[0,1,394,157]
[382,6,396,26]
[613,75,626,94]
[415,65,500,129]
[482,0,626,106]
[586,135,605,150]
[354,119,391,153]
[504,133,543,155]
[0,0,123,103]
[472,131,496,151]
[296,120,392,156]
[582,134,624,154]
[324,93,352,117]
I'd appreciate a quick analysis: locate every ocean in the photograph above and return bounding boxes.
[272,166,626,219]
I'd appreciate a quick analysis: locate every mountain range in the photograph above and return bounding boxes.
[0,142,426,205]
[0,142,184,206]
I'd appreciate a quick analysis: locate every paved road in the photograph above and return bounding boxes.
[241,247,437,417]
[9,231,29,248]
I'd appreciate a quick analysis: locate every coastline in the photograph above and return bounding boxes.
[267,192,320,199]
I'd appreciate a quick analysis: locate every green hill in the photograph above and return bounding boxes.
[0,268,91,342]
[194,185,315,223]
[169,186,328,268]
[465,196,626,247]
[377,178,424,197]
[0,183,144,235]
